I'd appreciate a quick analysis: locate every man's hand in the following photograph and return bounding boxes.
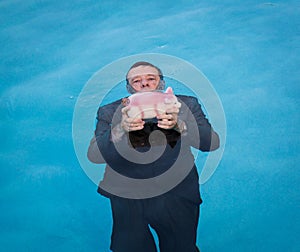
[157,107,179,130]
[111,107,145,143]
[121,106,145,132]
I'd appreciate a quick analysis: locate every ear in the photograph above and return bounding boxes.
[157,79,165,91]
[165,87,173,94]
[126,83,136,94]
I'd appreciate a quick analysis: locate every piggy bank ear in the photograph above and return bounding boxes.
[165,87,173,94]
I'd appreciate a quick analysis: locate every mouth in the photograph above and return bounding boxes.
[139,87,154,92]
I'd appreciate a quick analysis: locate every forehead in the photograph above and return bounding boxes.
[127,65,159,79]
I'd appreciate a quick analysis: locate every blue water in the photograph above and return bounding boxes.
[1,0,299,251]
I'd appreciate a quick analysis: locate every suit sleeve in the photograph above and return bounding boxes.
[180,96,220,152]
[91,102,131,166]
[87,135,105,164]
[87,104,115,164]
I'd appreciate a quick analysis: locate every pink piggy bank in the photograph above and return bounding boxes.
[122,87,181,119]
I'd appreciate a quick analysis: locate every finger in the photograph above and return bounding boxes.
[126,123,144,132]
[160,112,178,125]
[157,114,173,120]
[121,107,130,118]
[129,125,144,131]
[122,120,145,132]
[157,122,174,129]
[122,106,130,113]
[157,119,176,128]
[131,117,144,123]
[125,118,144,125]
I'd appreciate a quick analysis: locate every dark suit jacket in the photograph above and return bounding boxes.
[88,95,219,203]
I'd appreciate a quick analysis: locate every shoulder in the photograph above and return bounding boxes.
[96,99,124,120]
[176,95,199,105]
[98,98,123,111]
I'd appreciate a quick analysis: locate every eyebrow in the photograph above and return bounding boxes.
[130,74,157,79]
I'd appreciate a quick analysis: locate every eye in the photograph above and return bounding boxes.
[132,79,141,84]
[147,77,156,81]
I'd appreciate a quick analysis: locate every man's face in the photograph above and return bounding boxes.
[127,65,161,92]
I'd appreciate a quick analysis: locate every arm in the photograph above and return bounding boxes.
[93,103,124,163]
[87,135,106,164]
[179,96,220,152]
[86,101,125,164]
[92,101,145,165]
[111,106,145,142]
[155,95,219,151]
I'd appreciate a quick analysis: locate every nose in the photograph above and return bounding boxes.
[140,77,149,87]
